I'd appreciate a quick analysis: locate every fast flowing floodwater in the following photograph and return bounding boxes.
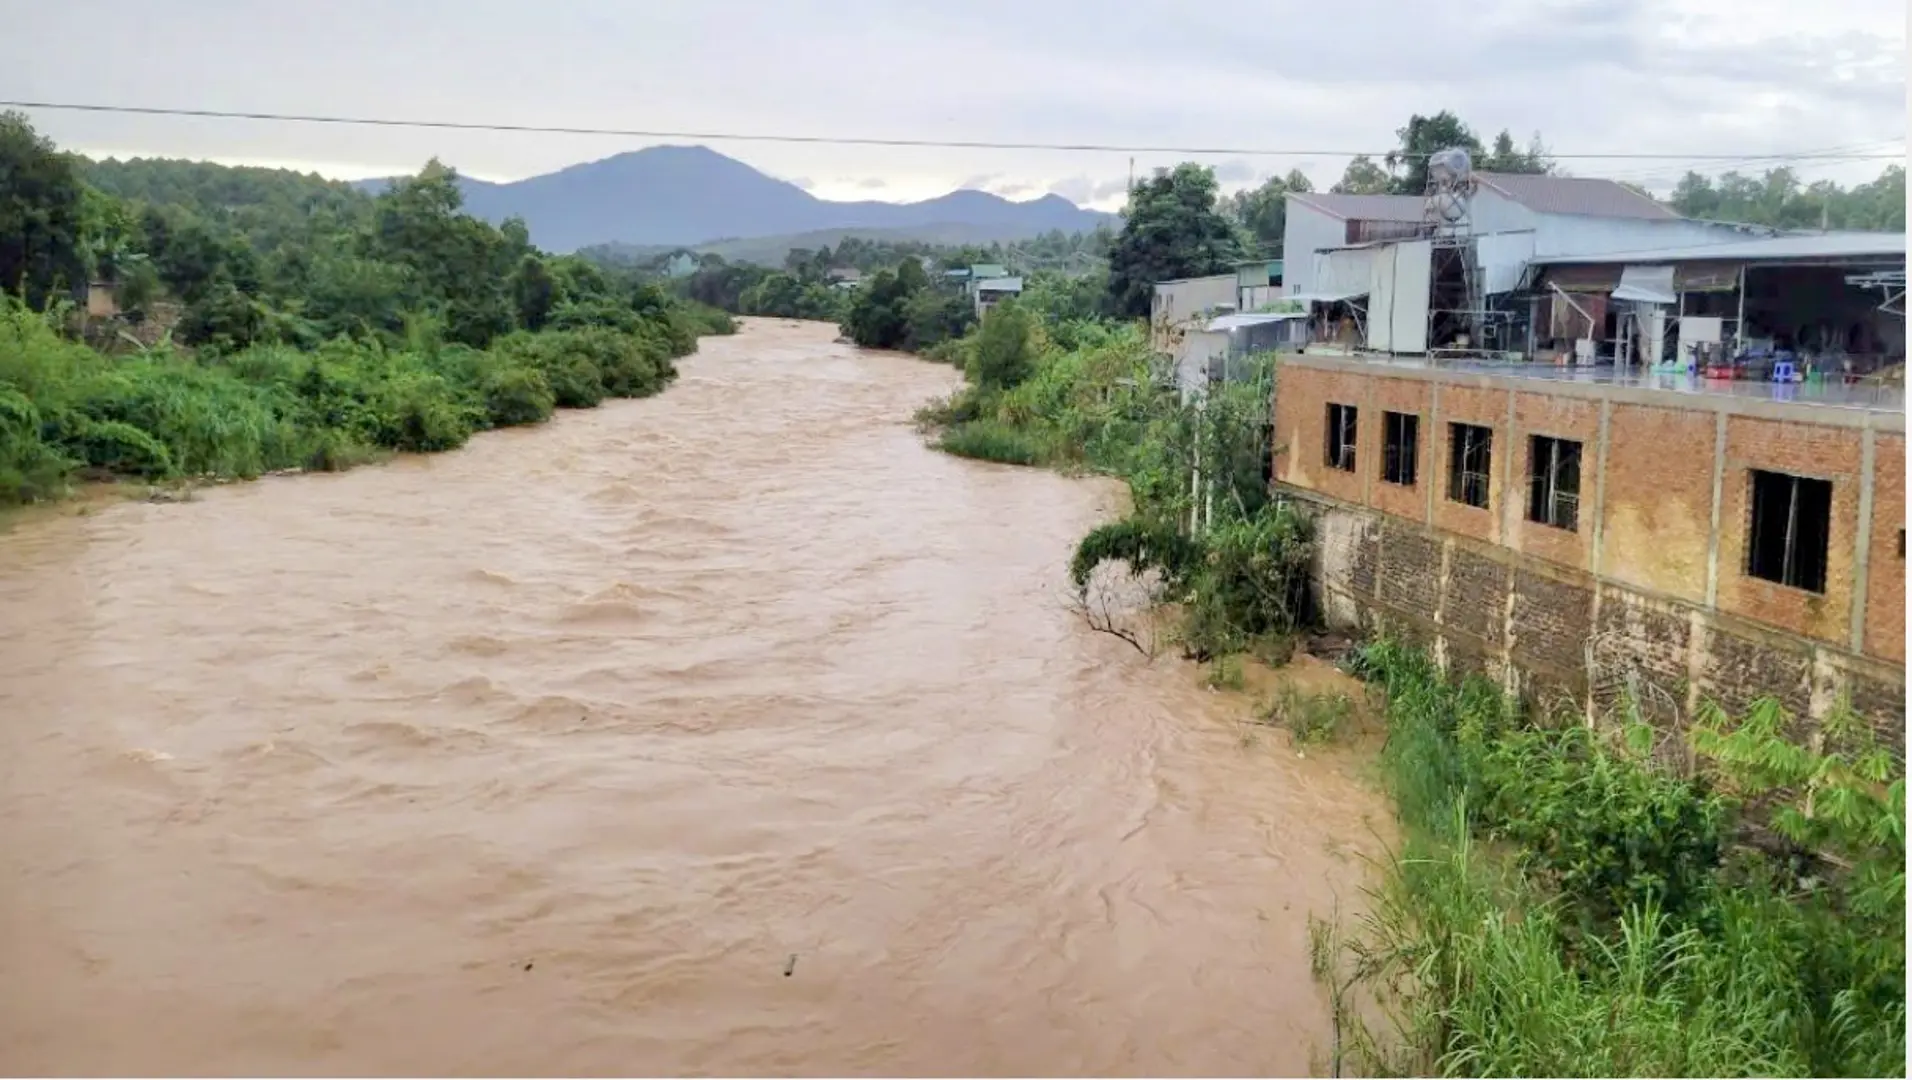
[0,319,1384,1077]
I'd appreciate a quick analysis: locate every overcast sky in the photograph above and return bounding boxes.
[5,0,1905,209]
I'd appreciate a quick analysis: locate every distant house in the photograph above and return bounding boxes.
[1236,259,1286,313]
[1150,274,1238,353]
[827,267,863,290]
[85,281,119,318]
[974,276,1024,318]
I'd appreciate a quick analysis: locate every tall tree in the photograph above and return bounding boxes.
[510,253,557,330]
[365,160,515,345]
[1225,169,1314,258]
[1331,155,1393,195]
[1480,129,1553,175]
[1105,164,1243,319]
[0,111,88,307]
[1386,111,1484,194]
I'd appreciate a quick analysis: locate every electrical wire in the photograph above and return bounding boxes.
[1598,140,1906,185]
[4,99,1907,163]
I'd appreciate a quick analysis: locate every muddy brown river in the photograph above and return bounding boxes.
[0,319,1384,1077]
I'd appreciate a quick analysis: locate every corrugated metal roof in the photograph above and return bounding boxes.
[1287,288,1370,304]
[976,277,1024,291]
[1206,312,1307,331]
[1287,192,1427,223]
[1475,172,1677,221]
[1531,231,1907,266]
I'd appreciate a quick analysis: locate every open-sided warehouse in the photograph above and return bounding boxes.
[1529,232,1907,375]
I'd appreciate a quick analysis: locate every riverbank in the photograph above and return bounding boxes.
[0,301,734,509]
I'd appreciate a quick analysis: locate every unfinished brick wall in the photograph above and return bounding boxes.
[1715,417,1862,646]
[1368,378,1434,522]
[1865,433,1905,664]
[1303,496,1906,746]
[1509,391,1601,571]
[1429,385,1509,545]
[1599,404,1716,603]
[1275,357,1905,741]
[1273,365,1374,507]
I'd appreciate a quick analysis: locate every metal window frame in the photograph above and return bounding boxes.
[1382,411,1419,486]
[1746,469,1831,593]
[1447,422,1493,509]
[1527,435,1582,531]
[1325,403,1358,472]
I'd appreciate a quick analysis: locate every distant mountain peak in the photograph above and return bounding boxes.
[350,145,1112,253]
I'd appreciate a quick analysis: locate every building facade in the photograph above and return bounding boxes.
[1272,356,1906,745]
[1278,175,1797,358]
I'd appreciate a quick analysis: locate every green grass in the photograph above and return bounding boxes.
[1321,640,1906,1078]
[1262,684,1354,746]
[935,418,1056,466]
[1204,654,1246,691]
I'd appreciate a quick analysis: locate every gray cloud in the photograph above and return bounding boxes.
[1046,176,1093,203]
[2,0,1899,200]
[1210,158,1259,184]
[854,177,887,189]
[992,181,1035,197]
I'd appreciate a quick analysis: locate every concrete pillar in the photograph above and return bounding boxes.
[1850,426,1877,652]
[1704,411,1728,608]
[1590,399,1612,575]
[1500,390,1520,546]
[1425,383,1442,525]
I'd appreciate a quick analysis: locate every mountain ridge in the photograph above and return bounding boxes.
[351,144,1113,253]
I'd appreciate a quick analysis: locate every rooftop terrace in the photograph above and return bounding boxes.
[1287,351,1905,424]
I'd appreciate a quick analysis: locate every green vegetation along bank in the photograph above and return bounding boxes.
[1,112,733,505]
[1324,642,1904,1078]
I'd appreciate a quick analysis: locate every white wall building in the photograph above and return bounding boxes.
[1280,193,1425,298]
[973,276,1023,318]
[1280,173,1784,356]
[1150,274,1239,353]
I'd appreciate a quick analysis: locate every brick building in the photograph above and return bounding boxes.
[1272,356,1906,744]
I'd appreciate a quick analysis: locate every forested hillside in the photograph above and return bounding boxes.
[0,111,733,506]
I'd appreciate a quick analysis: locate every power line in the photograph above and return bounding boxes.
[5,99,1907,163]
[1598,140,1906,184]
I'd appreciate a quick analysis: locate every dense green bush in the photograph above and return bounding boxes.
[966,300,1035,391]
[0,292,706,505]
[1175,504,1311,659]
[0,113,730,507]
[0,386,68,501]
[935,419,1053,465]
[491,331,604,409]
[1326,640,1906,1078]
[479,364,556,428]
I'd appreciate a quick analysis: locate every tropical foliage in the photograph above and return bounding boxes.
[1324,641,1906,1078]
[1105,163,1243,318]
[0,112,732,506]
